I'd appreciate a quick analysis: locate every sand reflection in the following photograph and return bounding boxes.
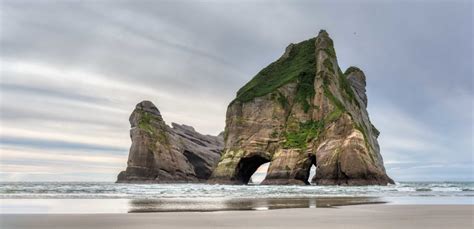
[128,197,385,212]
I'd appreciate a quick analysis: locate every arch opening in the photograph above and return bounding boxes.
[249,162,270,184]
[309,164,317,184]
[235,155,270,184]
[305,154,317,185]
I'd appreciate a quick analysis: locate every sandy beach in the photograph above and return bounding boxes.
[1,204,473,229]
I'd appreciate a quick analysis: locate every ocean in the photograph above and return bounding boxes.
[1,182,473,213]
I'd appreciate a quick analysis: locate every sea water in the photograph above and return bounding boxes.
[0,182,472,213]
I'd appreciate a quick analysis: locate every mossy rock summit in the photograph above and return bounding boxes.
[209,30,394,185]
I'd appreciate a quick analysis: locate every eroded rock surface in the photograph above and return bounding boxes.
[209,30,393,185]
[116,101,223,183]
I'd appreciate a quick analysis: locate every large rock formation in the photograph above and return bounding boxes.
[117,101,224,183]
[209,30,393,185]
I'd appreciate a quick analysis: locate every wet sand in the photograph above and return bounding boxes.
[0,197,388,213]
[1,205,473,229]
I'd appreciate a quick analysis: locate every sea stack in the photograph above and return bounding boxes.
[209,30,394,185]
[116,101,224,183]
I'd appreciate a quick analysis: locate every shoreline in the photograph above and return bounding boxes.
[1,204,473,229]
[2,196,472,214]
[2,196,473,214]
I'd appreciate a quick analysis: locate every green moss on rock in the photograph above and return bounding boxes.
[138,112,169,146]
[277,92,289,110]
[323,59,335,74]
[324,108,343,124]
[138,112,156,136]
[234,38,316,103]
[283,120,324,150]
[323,84,346,112]
[295,71,316,113]
[270,130,279,138]
[321,36,336,58]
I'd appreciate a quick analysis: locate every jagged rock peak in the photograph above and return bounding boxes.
[129,100,163,129]
[345,67,368,107]
[280,43,295,61]
[135,100,161,116]
[172,122,196,132]
[318,29,329,37]
[344,66,363,75]
[315,29,334,49]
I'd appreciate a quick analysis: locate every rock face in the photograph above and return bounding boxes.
[209,30,394,185]
[116,101,224,183]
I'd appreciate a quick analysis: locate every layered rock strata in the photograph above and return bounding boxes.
[209,30,393,185]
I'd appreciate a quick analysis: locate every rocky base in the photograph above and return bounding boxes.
[261,179,308,185]
[314,177,395,186]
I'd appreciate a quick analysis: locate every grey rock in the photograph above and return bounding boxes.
[345,67,368,107]
[116,101,223,183]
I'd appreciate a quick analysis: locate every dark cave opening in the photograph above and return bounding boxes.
[235,155,270,185]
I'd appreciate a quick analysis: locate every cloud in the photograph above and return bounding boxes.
[0,145,126,182]
[370,101,473,181]
[0,0,472,181]
[0,145,126,165]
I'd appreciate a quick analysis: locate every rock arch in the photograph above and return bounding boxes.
[209,30,393,186]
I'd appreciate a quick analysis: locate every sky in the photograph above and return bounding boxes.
[0,0,472,182]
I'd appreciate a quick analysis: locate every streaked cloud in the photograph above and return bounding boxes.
[0,0,472,181]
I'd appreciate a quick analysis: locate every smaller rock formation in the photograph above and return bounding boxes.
[116,101,224,183]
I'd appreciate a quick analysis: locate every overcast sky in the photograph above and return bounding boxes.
[0,0,472,182]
